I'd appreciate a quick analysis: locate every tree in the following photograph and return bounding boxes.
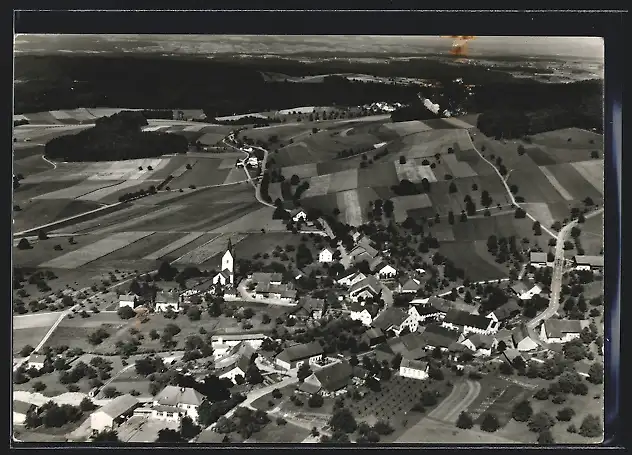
[308,393,324,408]
[517,144,526,155]
[510,184,519,194]
[480,413,500,432]
[448,211,455,225]
[456,411,474,429]
[102,386,118,398]
[38,230,49,240]
[449,182,457,193]
[590,151,600,159]
[399,156,407,164]
[538,429,555,444]
[92,429,122,443]
[528,412,556,433]
[245,364,264,385]
[588,362,604,384]
[534,388,549,400]
[180,416,201,440]
[290,174,300,185]
[515,208,526,219]
[532,221,542,236]
[556,407,576,422]
[17,238,32,250]
[579,415,602,437]
[19,345,35,357]
[33,381,46,392]
[373,420,394,435]
[329,407,357,433]
[117,306,136,320]
[156,428,184,442]
[571,226,581,238]
[297,363,312,382]
[512,400,533,422]
[80,397,97,412]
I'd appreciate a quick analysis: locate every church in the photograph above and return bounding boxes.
[211,239,235,288]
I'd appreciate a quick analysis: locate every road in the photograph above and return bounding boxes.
[527,207,604,329]
[427,379,481,423]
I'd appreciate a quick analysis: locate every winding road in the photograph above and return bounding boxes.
[427,379,481,423]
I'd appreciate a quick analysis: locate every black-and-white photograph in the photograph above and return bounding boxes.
[12,33,605,445]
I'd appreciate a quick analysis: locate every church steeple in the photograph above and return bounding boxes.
[227,238,233,255]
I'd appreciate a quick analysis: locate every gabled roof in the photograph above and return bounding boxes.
[574,255,604,267]
[347,301,380,317]
[465,333,494,349]
[401,278,422,292]
[530,252,548,263]
[291,208,307,217]
[400,358,428,371]
[510,282,529,295]
[276,341,324,363]
[155,291,179,304]
[251,272,282,284]
[319,247,334,255]
[373,260,396,273]
[298,297,325,312]
[511,324,533,345]
[362,327,385,342]
[97,394,139,418]
[371,307,408,331]
[420,324,460,348]
[297,381,322,395]
[215,270,232,280]
[427,296,454,313]
[119,293,136,302]
[443,309,491,330]
[350,243,379,259]
[543,319,586,338]
[349,275,382,296]
[155,385,204,407]
[492,300,522,321]
[312,360,353,392]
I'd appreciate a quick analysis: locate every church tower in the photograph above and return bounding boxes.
[221,238,234,284]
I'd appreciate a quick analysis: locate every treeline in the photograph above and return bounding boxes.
[140,109,174,119]
[213,116,281,126]
[44,111,188,162]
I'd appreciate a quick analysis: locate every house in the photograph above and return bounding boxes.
[399,358,429,380]
[155,291,181,313]
[91,394,139,433]
[371,307,409,335]
[254,282,297,302]
[298,360,353,396]
[13,400,36,425]
[511,324,539,352]
[217,351,254,383]
[275,341,324,370]
[25,354,46,370]
[371,260,398,279]
[251,272,282,286]
[493,328,515,350]
[461,333,494,357]
[500,348,527,366]
[490,300,522,322]
[447,342,476,361]
[418,324,461,351]
[573,255,604,271]
[291,209,308,222]
[152,386,205,423]
[360,327,386,347]
[212,270,232,287]
[290,297,325,320]
[348,301,380,326]
[349,244,379,264]
[348,276,383,302]
[520,285,542,301]
[509,282,529,297]
[337,270,367,287]
[530,251,550,268]
[247,157,259,167]
[319,248,334,263]
[510,282,543,300]
[399,277,422,294]
[374,332,428,363]
[404,303,447,332]
[540,319,588,344]
[441,309,499,335]
[118,293,137,309]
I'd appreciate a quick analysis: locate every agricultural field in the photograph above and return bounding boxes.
[578,212,604,255]
[175,233,247,266]
[13,199,104,233]
[438,241,510,282]
[397,416,519,444]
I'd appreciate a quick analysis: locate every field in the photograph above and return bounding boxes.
[246,422,310,443]
[439,241,508,282]
[166,158,234,189]
[392,194,433,222]
[578,212,604,255]
[397,416,519,444]
[13,199,104,233]
[175,233,246,266]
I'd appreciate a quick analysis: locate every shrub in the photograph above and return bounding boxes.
[579,415,602,437]
[480,413,500,432]
[456,411,474,429]
[556,407,575,422]
[534,388,549,400]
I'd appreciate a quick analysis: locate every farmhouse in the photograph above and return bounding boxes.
[509,282,542,300]
[217,351,254,383]
[573,255,604,271]
[399,276,422,294]
[460,333,494,357]
[529,252,550,268]
[447,342,476,362]
[336,270,367,287]
[360,327,386,347]
[511,324,539,352]
[418,324,461,351]
[399,358,429,381]
[540,319,589,344]
[291,209,308,222]
[13,400,36,425]
[349,241,379,263]
[25,355,46,370]
[290,297,325,320]
[155,291,181,313]
[118,293,137,309]
[318,248,334,263]
[404,302,448,332]
[441,309,499,335]
[298,360,353,396]
[91,394,139,433]
[348,301,380,326]
[371,259,398,279]
[275,341,324,370]
[152,385,204,423]
[490,300,522,323]
[501,348,527,366]
[348,275,383,302]
[251,272,282,286]
[371,306,409,335]
[374,332,428,363]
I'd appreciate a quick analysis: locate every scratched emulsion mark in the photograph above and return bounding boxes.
[441,35,477,58]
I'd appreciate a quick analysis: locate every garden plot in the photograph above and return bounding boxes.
[143,232,206,260]
[281,163,319,179]
[395,162,438,182]
[302,174,332,198]
[538,166,574,201]
[77,180,149,202]
[32,181,120,200]
[327,169,358,193]
[570,160,604,195]
[383,120,433,136]
[174,233,247,265]
[392,194,433,222]
[443,154,478,178]
[337,189,363,226]
[39,231,154,269]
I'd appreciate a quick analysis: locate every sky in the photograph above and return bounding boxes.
[13,35,604,61]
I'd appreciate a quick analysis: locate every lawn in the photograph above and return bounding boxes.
[86,232,183,269]
[439,241,508,282]
[506,168,567,205]
[13,326,50,356]
[167,158,232,189]
[396,416,520,444]
[357,162,400,189]
[578,213,604,255]
[246,421,310,443]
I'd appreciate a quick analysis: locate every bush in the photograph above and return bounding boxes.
[480,413,500,432]
[117,306,136,320]
[538,429,555,444]
[456,411,474,429]
[528,412,556,433]
[33,381,46,392]
[276,417,287,425]
[579,415,602,437]
[567,424,577,433]
[512,400,533,422]
[556,407,575,422]
[534,388,549,400]
[308,393,324,408]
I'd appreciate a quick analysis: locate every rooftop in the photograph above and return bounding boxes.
[530,252,548,263]
[155,386,204,407]
[574,255,604,267]
[156,291,179,304]
[492,300,522,321]
[349,275,382,296]
[443,309,491,330]
[420,324,461,348]
[96,394,139,419]
[371,307,408,331]
[400,358,428,371]
[251,272,283,284]
[312,360,353,392]
[543,319,587,338]
[276,341,324,363]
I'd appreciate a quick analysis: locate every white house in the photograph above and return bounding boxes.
[154,291,181,313]
[319,248,334,263]
[348,301,380,326]
[371,307,409,336]
[372,261,398,279]
[540,319,588,344]
[152,386,205,423]
[399,358,429,380]
[275,342,324,370]
[336,270,367,287]
[217,239,235,285]
[91,394,139,433]
[511,324,539,352]
[247,157,259,167]
[399,277,422,294]
[348,276,383,302]
[118,293,137,309]
[441,309,499,335]
[25,355,47,370]
[460,333,494,357]
[573,255,604,271]
[217,353,253,383]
